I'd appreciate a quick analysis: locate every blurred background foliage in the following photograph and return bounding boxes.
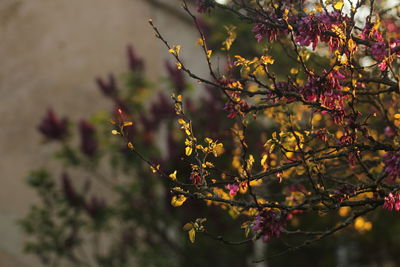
[20,1,400,266]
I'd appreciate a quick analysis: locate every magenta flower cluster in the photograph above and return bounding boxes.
[252,22,281,43]
[370,42,387,61]
[302,70,346,111]
[383,192,400,211]
[190,171,201,185]
[252,209,287,242]
[227,183,239,196]
[297,11,349,51]
[253,10,349,52]
[266,69,347,123]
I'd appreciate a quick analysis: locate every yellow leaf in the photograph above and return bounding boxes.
[363,221,372,231]
[338,206,350,217]
[247,154,255,168]
[394,114,400,119]
[168,45,181,56]
[260,154,268,166]
[249,179,263,186]
[204,161,214,168]
[212,143,224,157]
[182,223,194,231]
[340,53,348,65]
[207,50,212,59]
[150,164,160,173]
[261,55,275,65]
[333,1,344,10]
[171,195,187,207]
[196,144,204,150]
[169,170,177,180]
[196,38,204,47]
[245,227,250,238]
[111,130,120,135]
[348,38,357,51]
[127,142,134,149]
[188,228,196,243]
[283,9,289,21]
[269,143,276,153]
[123,121,133,127]
[354,217,365,231]
[183,222,193,231]
[222,25,237,51]
[185,146,193,156]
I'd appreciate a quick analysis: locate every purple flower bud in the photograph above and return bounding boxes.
[38,109,69,140]
[61,173,82,207]
[79,120,98,157]
[127,45,144,72]
[96,74,118,98]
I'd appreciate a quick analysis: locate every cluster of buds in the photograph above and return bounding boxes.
[383,192,400,211]
[252,209,287,242]
[38,109,69,141]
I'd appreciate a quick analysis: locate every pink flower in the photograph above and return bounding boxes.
[294,15,320,50]
[361,23,383,42]
[294,11,349,51]
[190,171,201,185]
[383,192,400,211]
[378,61,387,71]
[252,23,279,43]
[390,40,400,57]
[227,184,239,196]
[299,69,348,123]
[223,100,248,119]
[370,42,387,61]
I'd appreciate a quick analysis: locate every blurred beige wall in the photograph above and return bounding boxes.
[0,0,204,265]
